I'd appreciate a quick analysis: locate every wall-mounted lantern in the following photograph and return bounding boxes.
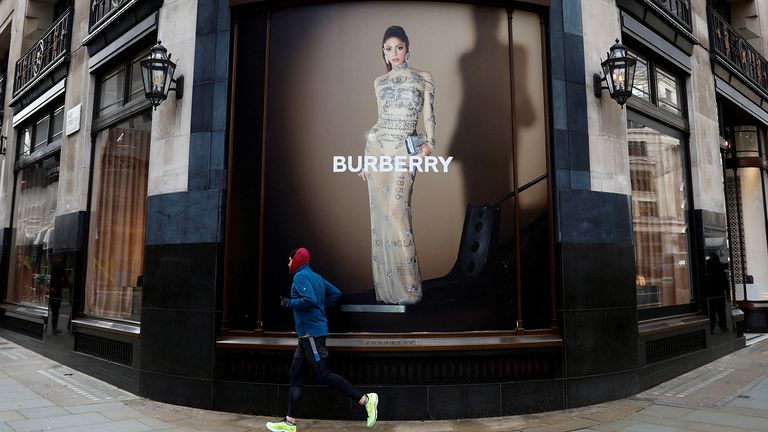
[593,38,636,107]
[140,41,184,110]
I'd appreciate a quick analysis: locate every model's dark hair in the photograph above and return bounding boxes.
[289,248,298,259]
[382,25,409,72]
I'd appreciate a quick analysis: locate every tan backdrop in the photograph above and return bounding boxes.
[264,2,547,294]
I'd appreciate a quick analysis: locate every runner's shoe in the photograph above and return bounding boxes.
[365,393,379,427]
[266,419,296,432]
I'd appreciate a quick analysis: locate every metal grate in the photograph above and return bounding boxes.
[0,315,44,340]
[726,176,746,284]
[646,331,706,363]
[218,350,557,385]
[74,333,133,367]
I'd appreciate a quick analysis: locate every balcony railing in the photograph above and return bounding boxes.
[710,9,768,96]
[89,0,131,33]
[647,0,692,32]
[13,8,73,99]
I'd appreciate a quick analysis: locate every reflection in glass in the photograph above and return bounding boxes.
[628,119,692,308]
[630,51,651,102]
[7,156,60,308]
[99,65,125,117]
[656,66,681,115]
[85,112,151,321]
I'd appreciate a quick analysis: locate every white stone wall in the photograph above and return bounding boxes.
[147,0,196,196]
[581,0,630,196]
[688,0,726,214]
[0,1,16,227]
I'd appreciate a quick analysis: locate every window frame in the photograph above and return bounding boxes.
[14,99,65,171]
[627,109,698,320]
[93,45,152,133]
[625,43,689,132]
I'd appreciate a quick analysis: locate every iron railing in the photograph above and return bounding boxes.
[647,0,692,32]
[12,8,72,99]
[89,0,131,33]
[710,9,768,96]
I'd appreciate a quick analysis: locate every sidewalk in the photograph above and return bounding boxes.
[1,334,767,432]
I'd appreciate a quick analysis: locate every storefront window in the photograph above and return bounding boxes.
[628,118,692,308]
[6,156,60,307]
[84,112,151,321]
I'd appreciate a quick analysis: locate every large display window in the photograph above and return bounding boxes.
[7,155,60,308]
[84,112,151,321]
[226,1,554,334]
[627,115,693,308]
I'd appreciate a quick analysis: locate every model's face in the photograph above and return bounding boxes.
[383,37,408,67]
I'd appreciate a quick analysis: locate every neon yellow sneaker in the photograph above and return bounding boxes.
[266,419,296,432]
[365,392,379,427]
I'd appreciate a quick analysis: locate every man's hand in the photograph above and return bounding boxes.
[280,296,291,308]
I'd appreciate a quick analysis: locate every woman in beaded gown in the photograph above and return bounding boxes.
[360,26,436,305]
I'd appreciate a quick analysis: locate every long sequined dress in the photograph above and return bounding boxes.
[365,63,436,305]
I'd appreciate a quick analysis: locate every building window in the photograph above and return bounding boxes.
[628,117,692,308]
[16,102,65,157]
[6,156,61,308]
[628,49,685,117]
[96,48,150,119]
[84,112,151,322]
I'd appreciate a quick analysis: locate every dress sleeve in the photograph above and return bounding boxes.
[422,72,436,149]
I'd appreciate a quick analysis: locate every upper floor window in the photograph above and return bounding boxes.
[96,48,150,119]
[629,49,685,117]
[17,103,65,158]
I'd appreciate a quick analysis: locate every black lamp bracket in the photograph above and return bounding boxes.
[593,73,608,98]
[170,75,184,100]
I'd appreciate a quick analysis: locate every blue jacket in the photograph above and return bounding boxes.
[287,265,341,337]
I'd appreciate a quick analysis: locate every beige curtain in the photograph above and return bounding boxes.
[85,127,149,320]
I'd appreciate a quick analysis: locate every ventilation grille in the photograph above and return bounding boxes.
[218,350,557,385]
[646,331,706,363]
[0,315,44,340]
[75,333,134,367]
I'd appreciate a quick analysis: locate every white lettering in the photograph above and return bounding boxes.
[380,156,393,172]
[424,156,438,172]
[438,156,454,173]
[348,156,362,173]
[364,156,378,172]
[409,156,423,172]
[394,156,407,172]
[333,156,346,173]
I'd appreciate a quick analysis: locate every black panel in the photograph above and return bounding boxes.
[427,384,501,419]
[0,228,10,301]
[565,370,639,408]
[143,243,220,311]
[556,190,633,243]
[53,212,86,252]
[144,190,224,245]
[138,370,213,410]
[213,381,281,415]
[561,242,636,309]
[562,307,639,377]
[501,379,565,414]
[139,308,216,378]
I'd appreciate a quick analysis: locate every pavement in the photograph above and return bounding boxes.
[1,334,768,432]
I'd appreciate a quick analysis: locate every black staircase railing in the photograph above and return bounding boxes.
[647,0,692,32]
[89,0,131,33]
[710,9,768,96]
[12,8,73,99]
